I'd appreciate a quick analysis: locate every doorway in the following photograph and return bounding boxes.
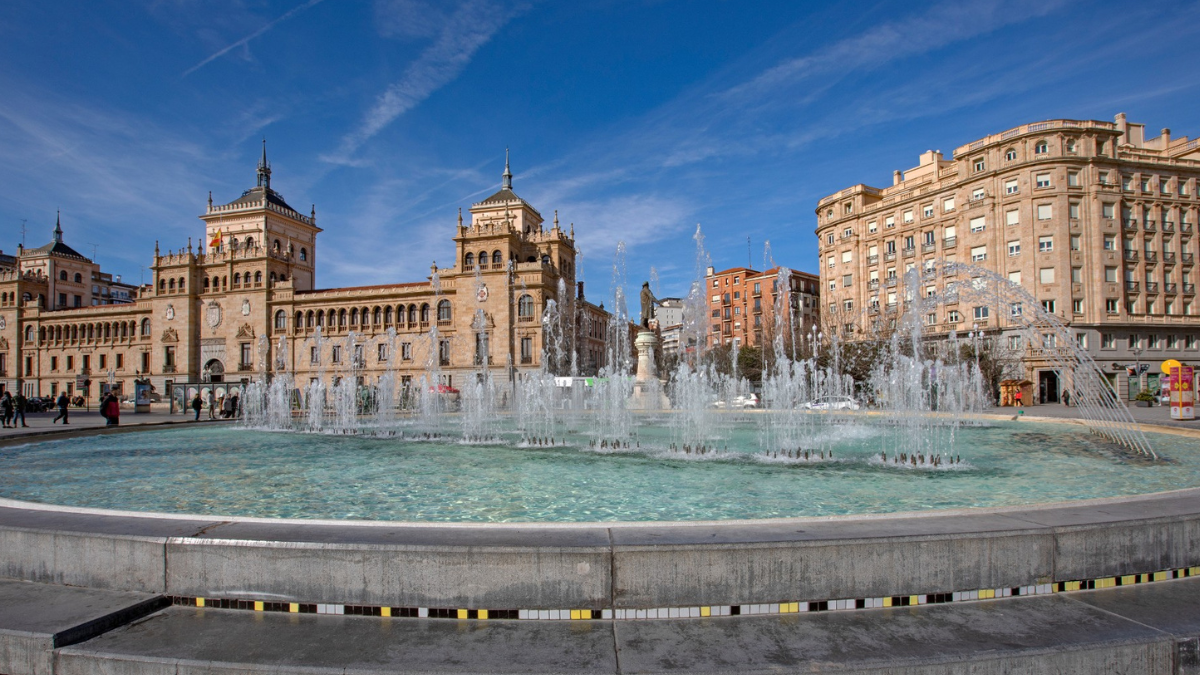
[204,359,225,383]
[1038,370,1060,404]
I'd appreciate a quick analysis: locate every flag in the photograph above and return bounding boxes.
[209,229,223,248]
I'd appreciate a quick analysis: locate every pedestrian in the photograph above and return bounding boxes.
[13,392,27,427]
[101,392,120,426]
[1062,389,1071,407]
[229,392,240,419]
[191,393,203,421]
[0,392,13,428]
[1014,389,1023,407]
[207,389,216,419]
[53,392,69,424]
[222,394,233,419]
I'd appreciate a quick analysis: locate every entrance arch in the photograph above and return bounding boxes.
[204,359,225,383]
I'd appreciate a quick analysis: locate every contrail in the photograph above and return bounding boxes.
[183,0,326,77]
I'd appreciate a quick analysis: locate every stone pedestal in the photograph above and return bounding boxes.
[628,330,670,410]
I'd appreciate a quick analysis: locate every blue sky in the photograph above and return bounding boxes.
[1,0,1198,304]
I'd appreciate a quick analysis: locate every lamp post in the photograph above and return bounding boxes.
[1132,346,1144,393]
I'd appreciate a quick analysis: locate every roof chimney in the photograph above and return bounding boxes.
[893,170,902,186]
[1161,128,1171,148]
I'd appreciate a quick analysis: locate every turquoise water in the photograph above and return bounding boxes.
[0,420,1195,522]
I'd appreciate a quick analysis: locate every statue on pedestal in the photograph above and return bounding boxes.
[640,282,659,329]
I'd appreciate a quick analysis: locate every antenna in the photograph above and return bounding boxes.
[747,236,751,269]
[19,220,26,247]
[87,243,99,262]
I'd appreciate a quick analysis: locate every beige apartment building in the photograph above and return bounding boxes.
[0,147,609,402]
[815,114,1200,402]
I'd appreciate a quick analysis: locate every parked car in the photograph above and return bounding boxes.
[24,397,52,413]
[711,393,760,409]
[803,396,860,411]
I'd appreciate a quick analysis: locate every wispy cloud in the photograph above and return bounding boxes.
[182,0,327,77]
[323,0,528,165]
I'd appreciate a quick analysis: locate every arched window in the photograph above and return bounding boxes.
[350,308,359,325]
[384,306,393,324]
[61,270,69,281]
[270,272,277,283]
[518,294,534,318]
[204,277,210,290]
[54,326,61,341]
[39,327,46,342]
[245,236,254,249]
[233,272,242,286]
[1065,138,1076,153]
[168,278,176,291]
[373,307,382,324]
[274,310,286,330]
[464,252,474,268]
[305,311,314,328]
[75,273,82,283]
[1034,140,1048,155]
[278,274,286,282]
[121,322,128,338]
[222,276,227,289]
[295,311,303,329]
[420,303,430,323]
[339,309,347,327]
[22,292,31,304]
[274,239,281,252]
[71,326,78,341]
[437,300,451,322]
[408,304,417,324]
[316,310,325,327]
[300,248,308,261]
[87,325,94,340]
[492,250,502,266]
[212,276,219,290]
[254,271,262,284]
[478,250,488,267]
[104,324,111,339]
[1005,147,1017,161]
[177,277,185,291]
[25,325,34,342]
[141,318,151,336]
[159,279,166,293]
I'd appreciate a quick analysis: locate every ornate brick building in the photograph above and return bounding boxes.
[0,147,609,401]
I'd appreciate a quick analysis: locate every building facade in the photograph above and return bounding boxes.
[0,149,609,401]
[704,265,820,350]
[815,113,1200,401]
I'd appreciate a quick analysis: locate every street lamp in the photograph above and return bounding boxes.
[1131,346,1145,392]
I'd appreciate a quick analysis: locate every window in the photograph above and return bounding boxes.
[162,347,174,368]
[1102,203,1115,219]
[842,227,853,238]
[1102,333,1115,348]
[300,248,308,261]
[1071,267,1082,283]
[1008,240,1021,257]
[1008,335,1023,350]
[842,274,852,287]
[331,346,342,364]
[943,197,955,212]
[520,337,533,364]
[885,216,895,229]
[1042,299,1056,313]
[1037,204,1052,220]
[1038,236,1053,252]
[925,312,937,325]
[1006,209,1019,226]
[885,241,896,254]
[973,306,989,320]
[1005,148,1017,161]
[973,157,985,172]
[1010,302,1023,317]
[826,233,834,245]
[51,356,58,371]
[310,346,319,364]
[868,220,877,233]
[1043,334,1057,348]
[274,310,286,329]
[1034,141,1048,155]
[971,246,987,262]
[240,343,252,367]
[923,205,933,218]
[903,235,915,250]
[437,300,452,322]
[1149,334,1161,349]
[1005,179,1019,195]
[1008,271,1021,285]
[903,210,913,223]
[1122,176,1133,190]
[1141,178,1150,192]
[827,255,835,268]
[1103,235,1116,250]
[1073,299,1084,315]
[401,342,412,360]
[1036,173,1051,188]
[1066,139,1077,154]
[948,310,961,322]
[1067,171,1079,187]
[1069,235,1080,251]
[1069,203,1080,219]
[841,250,852,263]
[1039,267,1055,284]
[969,216,986,233]
[923,231,935,245]
[140,352,149,372]
[1106,298,1118,314]
[972,187,985,201]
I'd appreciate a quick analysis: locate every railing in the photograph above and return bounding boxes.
[867,280,879,290]
[520,355,533,365]
[1184,253,1195,263]
[1164,221,1175,232]
[1123,219,1138,230]
[238,362,253,372]
[920,242,934,253]
[867,255,878,265]
[1164,252,1176,263]
[902,247,915,257]
[437,320,451,328]
[1146,282,1159,293]
[884,252,896,261]
[943,237,957,248]
[1125,281,1140,292]
[1145,220,1157,232]
[1145,251,1158,263]
[885,278,897,287]
[517,315,534,323]
[1125,251,1139,261]
[1185,283,1196,294]
[1165,283,1178,294]
[162,364,176,373]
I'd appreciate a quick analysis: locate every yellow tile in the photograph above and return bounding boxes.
[477,609,487,620]
[985,589,996,599]
[1154,571,1168,582]
[1064,581,1080,592]
[196,597,205,608]
[457,609,468,620]
[700,606,711,617]
[570,610,581,620]
[254,601,264,612]
[882,597,892,607]
[1121,575,1136,585]
[1190,567,1200,576]
[909,595,918,605]
[1097,578,1114,588]
[786,602,799,613]
[289,603,299,613]
[381,607,391,617]
[580,610,591,620]
[1140,574,1149,583]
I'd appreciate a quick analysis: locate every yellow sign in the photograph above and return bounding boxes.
[1161,359,1182,374]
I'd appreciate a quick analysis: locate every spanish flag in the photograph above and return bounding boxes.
[209,229,223,249]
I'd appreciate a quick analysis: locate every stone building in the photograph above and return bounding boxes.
[704,265,820,350]
[0,147,610,402]
[815,113,1200,401]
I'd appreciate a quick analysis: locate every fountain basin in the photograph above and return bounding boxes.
[1,419,1199,615]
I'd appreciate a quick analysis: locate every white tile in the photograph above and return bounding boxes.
[952,591,962,602]
[798,602,809,612]
[418,607,429,618]
[917,596,927,605]
[668,607,679,618]
[518,609,528,620]
[636,609,647,619]
[333,605,344,615]
[602,609,613,619]
[537,610,549,620]
[769,603,780,614]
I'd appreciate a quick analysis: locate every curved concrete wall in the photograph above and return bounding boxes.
[4,487,1200,610]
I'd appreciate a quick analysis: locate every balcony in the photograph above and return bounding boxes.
[922,243,936,253]
[1125,282,1139,292]
[520,355,533,365]
[1145,251,1158,263]
[1164,252,1177,264]
[1124,251,1138,261]
[867,280,880,290]
[1144,220,1157,232]
[943,236,957,248]
[238,362,253,372]
[902,247,915,258]
[162,364,176,373]
[1183,223,1194,234]
[1165,283,1178,294]
[1123,219,1139,231]
[867,254,879,265]
[1164,221,1175,232]
[1185,283,1196,294]
[885,277,897,287]
[1146,282,1159,293]
[1184,253,1195,264]
[439,357,450,367]
[884,252,896,262]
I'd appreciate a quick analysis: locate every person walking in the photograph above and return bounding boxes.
[1,392,13,428]
[229,392,240,419]
[207,389,216,419]
[221,394,233,419]
[13,392,27,427]
[191,393,203,421]
[101,392,120,427]
[1062,389,1071,407]
[1014,389,1023,407]
[53,392,69,424]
